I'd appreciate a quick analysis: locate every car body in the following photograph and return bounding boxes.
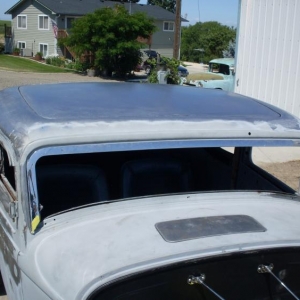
[178,65,189,77]
[185,58,235,91]
[0,82,300,299]
[135,50,159,73]
[143,49,158,59]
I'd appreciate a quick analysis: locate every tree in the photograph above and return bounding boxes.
[61,5,156,76]
[180,22,236,63]
[147,0,176,13]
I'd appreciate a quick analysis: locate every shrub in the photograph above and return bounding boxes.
[46,56,65,67]
[13,47,20,55]
[0,43,4,54]
[148,57,181,85]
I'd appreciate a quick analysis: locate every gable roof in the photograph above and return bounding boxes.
[5,0,188,22]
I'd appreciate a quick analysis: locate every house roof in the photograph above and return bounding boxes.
[5,0,188,22]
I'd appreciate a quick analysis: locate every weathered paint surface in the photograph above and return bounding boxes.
[0,83,299,162]
[17,192,300,299]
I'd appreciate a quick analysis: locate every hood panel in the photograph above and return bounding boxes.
[19,192,300,299]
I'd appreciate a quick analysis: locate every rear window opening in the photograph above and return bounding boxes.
[34,146,297,220]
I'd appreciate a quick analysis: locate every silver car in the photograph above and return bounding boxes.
[0,83,300,299]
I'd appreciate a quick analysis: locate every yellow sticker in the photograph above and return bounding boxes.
[31,215,41,233]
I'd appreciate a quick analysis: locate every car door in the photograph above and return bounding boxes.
[0,144,22,299]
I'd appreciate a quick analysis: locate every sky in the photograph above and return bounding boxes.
[1,0,239,27]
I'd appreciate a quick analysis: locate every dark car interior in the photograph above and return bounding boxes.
[35,147,294,219]
[88,247,300,300]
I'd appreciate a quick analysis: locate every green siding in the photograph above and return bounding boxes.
[150,21,174,58]
[11,0,57,56]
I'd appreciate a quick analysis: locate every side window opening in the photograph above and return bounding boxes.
[0,145,17,214]
[0,145,16,190]
[209,63,229,75]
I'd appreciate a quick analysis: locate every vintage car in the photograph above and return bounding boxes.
[185,58,235,91]
[0,82,300,299]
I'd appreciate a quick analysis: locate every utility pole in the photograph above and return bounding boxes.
[173,0,182,59]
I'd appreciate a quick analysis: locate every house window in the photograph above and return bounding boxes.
[39,15,49,30]
[163,21,174,32]
[17,15,27,29]
[17,41,26,49]
[39,43,48,57]
[66,17,79,29]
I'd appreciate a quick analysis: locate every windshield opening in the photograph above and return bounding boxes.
[33,146,297,221]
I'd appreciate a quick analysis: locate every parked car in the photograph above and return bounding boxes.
[135,50,159,73]
[143,49,158,59]
[1,82,300,299]
[185,58,235,91]
[178,65,189,77]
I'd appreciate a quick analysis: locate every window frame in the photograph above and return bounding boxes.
[17,15,27,29]
[38,15,49,30]
[163,21,174,32]
[66,16,80,30]
[27,138,298,233]
[39,43,48,57]
[0,145,17,214]
[17,41,26,49]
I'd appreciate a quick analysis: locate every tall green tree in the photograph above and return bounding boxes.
[181,22,236,63]
[61,5,156,76]
[147,0,176,13]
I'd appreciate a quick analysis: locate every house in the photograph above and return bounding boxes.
[5,0,187,59]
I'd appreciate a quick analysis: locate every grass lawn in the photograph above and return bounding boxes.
[0,55,74,73]
[187,72,224,81]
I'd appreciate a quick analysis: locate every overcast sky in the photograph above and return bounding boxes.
[1,0,239,27]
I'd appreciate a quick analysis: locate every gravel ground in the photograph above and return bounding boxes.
[0,62,201,91]
[0,68,116,91]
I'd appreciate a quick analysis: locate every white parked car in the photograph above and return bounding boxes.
[0,83,300,299]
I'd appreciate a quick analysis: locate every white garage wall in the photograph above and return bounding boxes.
[235,0,300,117]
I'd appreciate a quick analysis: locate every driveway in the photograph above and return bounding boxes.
[183,62,207,74]
[0,63,204,91]
[0,69,115,91]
